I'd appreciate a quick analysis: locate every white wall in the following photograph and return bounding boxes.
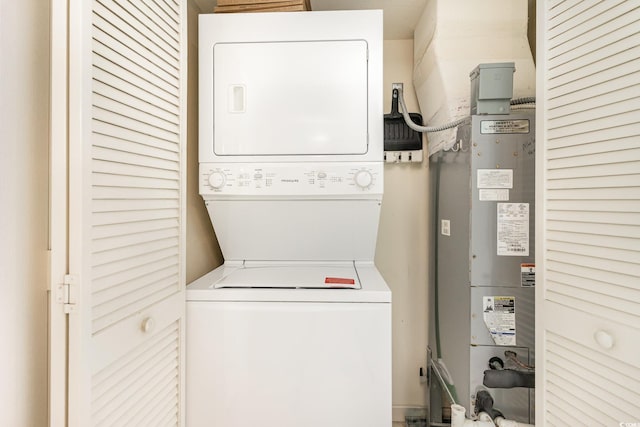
[0,1,50,426]
[377,39,430,418]
[186,0,223,283]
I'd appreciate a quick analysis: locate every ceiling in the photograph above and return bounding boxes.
[193,0,428,40]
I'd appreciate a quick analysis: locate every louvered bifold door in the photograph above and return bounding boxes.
[67,0,187,425]
[536,0,640,425]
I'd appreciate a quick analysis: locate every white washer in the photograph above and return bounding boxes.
[187,262,391,426]
[186,164,391,427]
[189,10,390,427]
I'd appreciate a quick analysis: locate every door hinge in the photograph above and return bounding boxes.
[57,274,78,314]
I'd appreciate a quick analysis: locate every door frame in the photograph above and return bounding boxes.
[49,0,70,424]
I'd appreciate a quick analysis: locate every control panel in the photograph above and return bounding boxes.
[200,162,383,197]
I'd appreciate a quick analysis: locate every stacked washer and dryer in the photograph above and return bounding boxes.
[186,10,391,427]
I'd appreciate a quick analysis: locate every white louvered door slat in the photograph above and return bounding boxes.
[537,0,640,425]
[67,0,186,425]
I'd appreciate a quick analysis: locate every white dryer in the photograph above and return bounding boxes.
[187,10,390,427]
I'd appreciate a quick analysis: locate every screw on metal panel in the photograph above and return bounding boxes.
[514,152,519,156]
[496,139,500,144]
[496,164,500,168]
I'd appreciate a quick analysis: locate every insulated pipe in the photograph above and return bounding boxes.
[477,412,493,422]
[483,369,535,389]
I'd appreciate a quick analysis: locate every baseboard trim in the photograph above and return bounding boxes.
[393,405,428,422]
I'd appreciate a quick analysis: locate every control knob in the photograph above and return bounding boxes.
[208,170,226,189]
[354,169,373,189]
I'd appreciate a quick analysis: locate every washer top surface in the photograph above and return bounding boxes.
[187,261,391,303]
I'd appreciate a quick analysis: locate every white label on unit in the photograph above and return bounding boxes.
[479,189,509,201]
[477,169,513,189]
[483,296,516,346]
[480,119,530,134]
[441,219,451,236]
[497,203,529,256]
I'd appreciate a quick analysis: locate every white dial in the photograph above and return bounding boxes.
[208,170,226,189]
[354,169,373,189]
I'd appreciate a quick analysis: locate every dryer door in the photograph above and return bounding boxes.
[212,40,369,156]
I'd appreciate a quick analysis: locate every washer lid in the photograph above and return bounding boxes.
[214,263,361,289]
[186,261,391,303]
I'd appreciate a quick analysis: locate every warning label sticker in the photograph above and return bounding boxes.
[324,277,355,286]
[521,263,535,287]
[483,296,516,346]
[497,203,529,256]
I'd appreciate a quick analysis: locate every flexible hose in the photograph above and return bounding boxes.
[510,97,536,105]
[398,88,471,133]
[397,88,535,134]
